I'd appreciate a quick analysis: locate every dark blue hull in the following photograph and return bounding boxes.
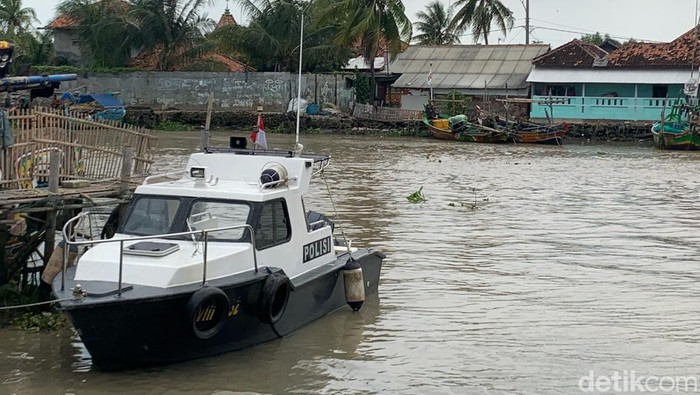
[52,250,383,371]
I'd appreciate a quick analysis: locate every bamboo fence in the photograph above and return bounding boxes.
[0,107,157,191]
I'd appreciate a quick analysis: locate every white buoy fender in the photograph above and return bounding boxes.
[342,259,365,311]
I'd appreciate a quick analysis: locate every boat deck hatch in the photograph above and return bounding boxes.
[123,241,180,257]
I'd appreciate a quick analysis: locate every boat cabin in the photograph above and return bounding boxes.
[72,147,337,288]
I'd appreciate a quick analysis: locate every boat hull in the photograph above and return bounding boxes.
[511,129,566,145]
[652,130,700,150]
[52,250,383,371]
[423,118,508,143]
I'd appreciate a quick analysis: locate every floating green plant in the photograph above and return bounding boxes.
[407,187,426,203]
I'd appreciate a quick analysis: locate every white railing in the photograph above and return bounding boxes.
[60,212,258,296]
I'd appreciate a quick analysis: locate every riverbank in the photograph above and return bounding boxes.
[126,107,656,143]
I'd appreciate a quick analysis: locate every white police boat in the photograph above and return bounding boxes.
[52,138,384,371]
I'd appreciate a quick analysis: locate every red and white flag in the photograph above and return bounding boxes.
[253,113,268,149]
[427,61,433,86]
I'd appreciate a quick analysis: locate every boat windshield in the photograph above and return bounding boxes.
[187,200,251,241]
[122,196,181,236]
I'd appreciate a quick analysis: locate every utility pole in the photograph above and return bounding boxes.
[525,0,530,45]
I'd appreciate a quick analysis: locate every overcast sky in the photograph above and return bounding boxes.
[25,0,700,48]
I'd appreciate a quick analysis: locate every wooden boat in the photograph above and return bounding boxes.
[422,115,509,143]
[508,124,567,144]
[651,102,700,150]
[476,108,567,144]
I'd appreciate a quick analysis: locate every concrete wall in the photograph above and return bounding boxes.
[60,71,356,112]
[53,29,83,66]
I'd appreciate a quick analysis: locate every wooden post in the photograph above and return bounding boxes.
[118,147,133,221]
[43,151,60,268]
[201,93,213,151]
[120,147,133,196]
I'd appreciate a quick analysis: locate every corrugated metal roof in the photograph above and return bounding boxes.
[393,44,549,92]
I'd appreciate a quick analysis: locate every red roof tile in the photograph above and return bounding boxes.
[130,47,255,72]
[607,26,700,68]
[532,39,607,68]
[47,0,131,29]
[216,9,237,29]
[48,14,76,29]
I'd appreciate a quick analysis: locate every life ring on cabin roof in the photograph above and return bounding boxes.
[259,272,291,325]
[186,287,230,339]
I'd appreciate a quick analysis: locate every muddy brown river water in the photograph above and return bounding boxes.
[1,131,700,394]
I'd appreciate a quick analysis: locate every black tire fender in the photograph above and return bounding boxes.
[259,272,291,325]
[186,286,230,339]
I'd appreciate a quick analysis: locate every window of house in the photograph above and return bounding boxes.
[545,85,576,96]
[255,199,291,249]
[653,85,668,98]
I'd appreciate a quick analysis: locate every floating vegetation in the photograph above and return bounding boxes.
[407,187,426,203]
[12,312,67,331]
[448,187,490,210]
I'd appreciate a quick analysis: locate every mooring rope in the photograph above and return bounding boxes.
[320,172,354,257]
[0,298,74,311]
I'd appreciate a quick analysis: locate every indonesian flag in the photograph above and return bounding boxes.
[427,62,433,86]
[252,113,268,149]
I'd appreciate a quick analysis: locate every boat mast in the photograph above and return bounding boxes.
[294,7,306,148]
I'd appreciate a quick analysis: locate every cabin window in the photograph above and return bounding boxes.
[123,196,180,235]
[653,85,668,98]
[187,200,251,240]
[255,199,291,249]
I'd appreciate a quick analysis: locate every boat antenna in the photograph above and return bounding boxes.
[692,0,699,81]
[294,3,309,155]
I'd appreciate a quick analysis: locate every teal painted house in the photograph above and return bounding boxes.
[527,30,698,122]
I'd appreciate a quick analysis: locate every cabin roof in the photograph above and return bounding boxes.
[607,25,700,68]
[391,44,549,95]
[532,39,608,68]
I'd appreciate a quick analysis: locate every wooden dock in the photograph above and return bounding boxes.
[0,107,157,291]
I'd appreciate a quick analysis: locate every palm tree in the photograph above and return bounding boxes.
[450,0,513,45]
[316,0,412,104]
[12,30,54,72]
[214,0,350,72]
[216,0,304,71]
[0,0,38,35]
[126,0,215,71]
[56,0,133,67]
[414,1,460,45]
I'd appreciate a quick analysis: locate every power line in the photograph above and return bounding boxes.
[529,17,603,35]
[528,25,662,43]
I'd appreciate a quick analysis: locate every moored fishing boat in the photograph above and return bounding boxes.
[651,101,700,150]
[508,124,567,145]
[51,138,384,371]
[422,114,509,143]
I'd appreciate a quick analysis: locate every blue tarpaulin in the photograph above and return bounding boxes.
[61,92,125,108]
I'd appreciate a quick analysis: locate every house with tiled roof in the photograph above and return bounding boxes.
[47,0,131,66]
[527,29,700,121]
[48,4,251,72]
